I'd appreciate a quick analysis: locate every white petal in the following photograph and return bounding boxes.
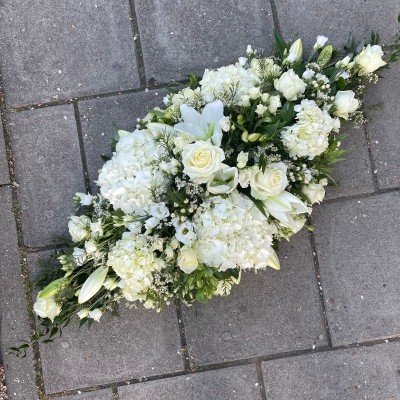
[180,104,201,125]
[174,122,206,139]
[267,249,280,270]
[201,100,224,125]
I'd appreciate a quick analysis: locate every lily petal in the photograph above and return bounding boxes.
[174,122,207,140]
[180,104,201,125]
[267,249,280,270]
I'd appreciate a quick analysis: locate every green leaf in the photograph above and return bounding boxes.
[317,45,333,67]
[279,101,295,123]
[273,30,288,57]
[101,154,111,162]
[336,77,347,90]
[344,33,354,52]
[147,109,165,118]
[355,39,366,55]
[371,31,380,45]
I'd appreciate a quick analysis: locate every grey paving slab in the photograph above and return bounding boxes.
[364,62,400,189]
[135,0,275,83]
[183,230,328,365]
[325,124,374,200]
[312,191,400,346]
[0,1,140,107]
[262,342,400,400]
[27,251,183,394]
[79,89,166,184]
[0,119,10,185]
[57,389,112,400]
[8,106,85,247]
[0,187,39,400]
[275,0,399,49]
[119,365,262,400]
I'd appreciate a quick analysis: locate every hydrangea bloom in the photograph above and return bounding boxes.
[200,64,260,105]
[97,129,167,215]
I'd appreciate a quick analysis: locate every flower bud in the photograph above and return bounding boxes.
[241,130,249,142]
[286,38,303,63]
[248,133,261,142]
[78,266,108,304]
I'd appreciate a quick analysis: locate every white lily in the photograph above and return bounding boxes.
[174,100,225,147]
[263,191,308,231]
[146,122,177,137]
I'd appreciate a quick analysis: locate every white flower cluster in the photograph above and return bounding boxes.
[33,32,393,324]
[281,99,340,159]
[200,64,260,105]
[192,192,277,270]
[97,129,167,215]
[107,232,165,302]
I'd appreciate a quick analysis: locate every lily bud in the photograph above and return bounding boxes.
[241,130,249,142]
[286,38,303,63]
[78,266,108,304]
[248,133,261,142]
[39,278,66,299]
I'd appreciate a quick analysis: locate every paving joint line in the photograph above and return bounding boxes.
[323,186,400,205]
[46,335,400,398]
[307,227,333,347]
[268,0,282,35]
[73,101,92,192]
[0,78,47,399]
[362,123,380,191]
[175,300,192,372]
[255,361,267,400]
[128,0,147,88]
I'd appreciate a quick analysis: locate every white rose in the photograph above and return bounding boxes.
[72,247,86,266]
[90,221,104,238]
[238,56,248,66]
[181,141,225,184]
[313,35,328,50]
[302,69,315,80]
[354,45,386,75]
[77,309,90,319]
[238,168,254,188]
[249,87,261,100]
[149,202,170,219]
[207,166,238,194]
[68,215,91,242]
[89,308,103,322]
[177,247,198,274]
[84,240,97,254]
[144,216,160,231]
[333,90,359,120]
[274,69,306,101]
[219,116,231,132]
[33,295,62,322]
[240,95,251,107]
[255,104,268,116]
[75,192,93,206]
[175,221,197,245]
[302,183,326,204]
[250,162,288,200]
[237,151,249,169]
[268,96,281,115]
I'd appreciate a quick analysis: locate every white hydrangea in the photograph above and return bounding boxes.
[107,232,165,303]
[200,65,260,106]
[281,99,338,159]
[193,191,277,270]
[97,129,168,215]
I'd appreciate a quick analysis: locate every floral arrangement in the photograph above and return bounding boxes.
[31,26,400,339]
